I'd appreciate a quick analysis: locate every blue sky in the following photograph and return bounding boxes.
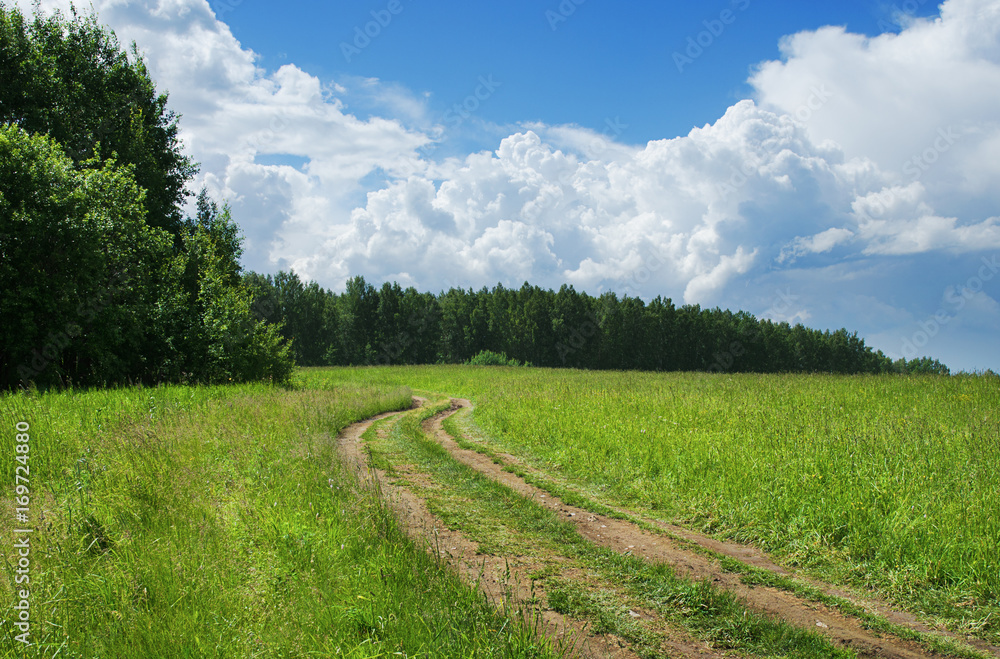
[15,0,1000,372]
[224,1,941,152]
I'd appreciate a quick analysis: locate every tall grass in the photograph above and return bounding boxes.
[307,366,1000,634]
[1,382,554,657]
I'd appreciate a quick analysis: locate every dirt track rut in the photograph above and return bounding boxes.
[336,397,997,659]
[336,403,662,658]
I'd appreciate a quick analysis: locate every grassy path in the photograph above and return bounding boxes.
[336,398,654,658]
[300,366,1000,651]
[349,394,960,658]
[337,386,1000,658]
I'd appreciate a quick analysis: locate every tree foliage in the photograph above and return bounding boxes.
[248,274,913,375]
[0,3,196,234]
[0,123,166,387]
[466,350,524,367]
[892,357,951,376]
[1,5,292,389]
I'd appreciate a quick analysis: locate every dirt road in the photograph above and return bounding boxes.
[335,397,998,659]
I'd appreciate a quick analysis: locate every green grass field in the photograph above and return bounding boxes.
[1,382,555,658]
[302,366,1000,642]
[4,366,997,656]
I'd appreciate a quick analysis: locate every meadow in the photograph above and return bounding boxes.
[3,366,996,656]
[304,366,1000,640]
[0,382,554,657]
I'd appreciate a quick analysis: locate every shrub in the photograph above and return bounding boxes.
[466,350,523,367]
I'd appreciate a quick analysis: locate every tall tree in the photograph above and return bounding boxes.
[553,284,598,369]
[438,287,473,363]
[147,199,292,384]
[223,270,902,377]
[403,289,441,365]
[340,276,378,364]
[1,7,293,389]
[0,4,197,235]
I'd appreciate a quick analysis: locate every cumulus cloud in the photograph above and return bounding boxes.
[310,88,997,304]
[300,101,871,303]
[779,227,855,263]
[849,182,1000,255]
[750,0,1000,216]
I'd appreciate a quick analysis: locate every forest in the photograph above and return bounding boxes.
[245,271,930,374]
[0,5,948,391]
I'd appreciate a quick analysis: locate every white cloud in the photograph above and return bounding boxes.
[750,0,1000,213]
[779,227,855,263]
[307,99,879,303]
[849,182,1000,255]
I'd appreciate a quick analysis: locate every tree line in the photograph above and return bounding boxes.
[245,271,943,375]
